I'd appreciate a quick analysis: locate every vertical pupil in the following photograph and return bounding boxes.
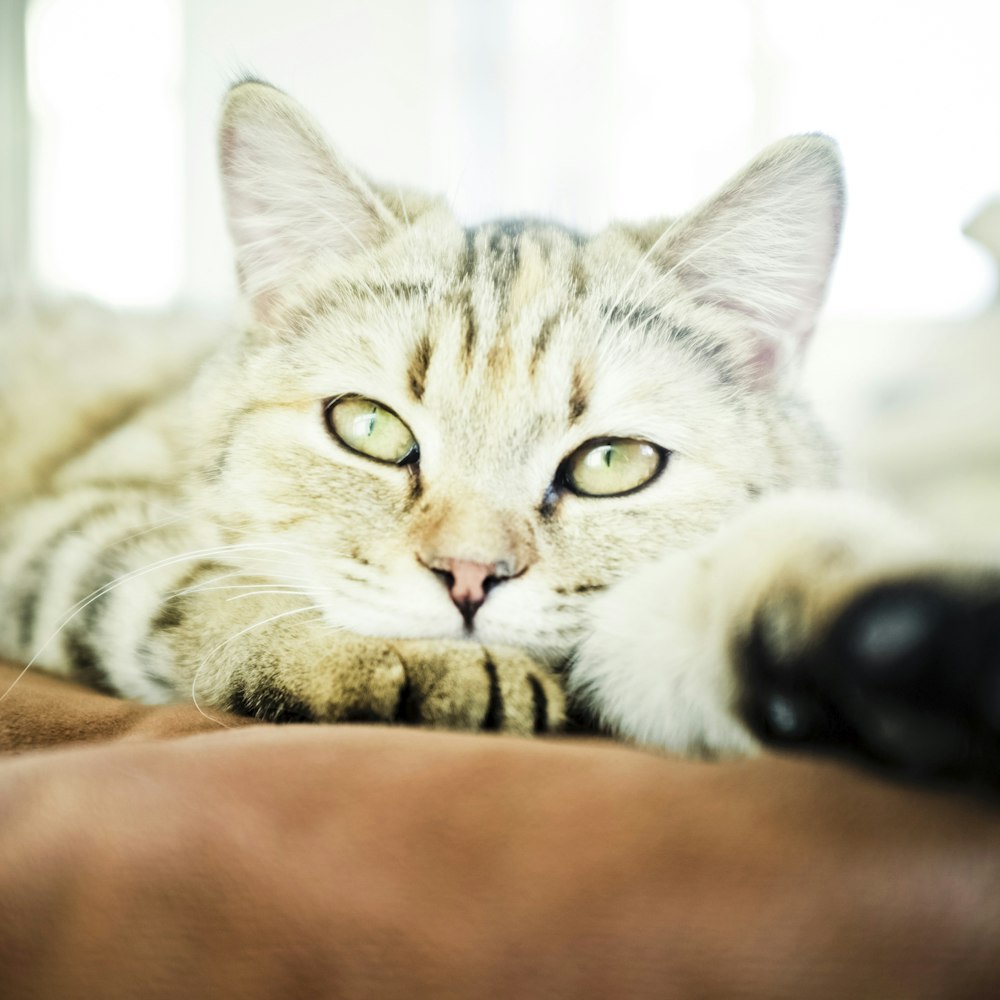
[363,406,378,437]
[602,445,615,468]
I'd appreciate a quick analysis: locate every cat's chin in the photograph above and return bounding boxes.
[322,603,519,645]
[331,613,468,643]
[343,622,497,644]
[334,615,572,665]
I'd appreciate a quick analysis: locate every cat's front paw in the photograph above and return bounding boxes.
[225,635,565,735]
[740,570,1000,778]
[389,639,564,734]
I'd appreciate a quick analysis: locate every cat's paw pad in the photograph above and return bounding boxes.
[741,573,1000,777]
[390,640,565,735]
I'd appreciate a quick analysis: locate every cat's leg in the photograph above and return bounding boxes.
[0,487,563,733]
[571,491,1000,775]
[156,584,564,733]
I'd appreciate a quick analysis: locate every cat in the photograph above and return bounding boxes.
[2,79,997,777]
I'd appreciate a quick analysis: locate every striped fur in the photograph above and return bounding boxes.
[0,81,856,744]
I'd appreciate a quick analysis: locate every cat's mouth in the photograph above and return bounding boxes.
[311,568,584,655]
[416,556,529,635]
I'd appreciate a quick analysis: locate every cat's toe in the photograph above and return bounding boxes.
[830,688,971,772]
[828,581,966,695]
[968,592,1000,732]
[820,579,990,772]
[388,640,565,735]
[740,609,846,749]
[742,573,1000,778]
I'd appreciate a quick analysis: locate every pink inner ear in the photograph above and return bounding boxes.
[751,336,781,380]
[746,331,808,388]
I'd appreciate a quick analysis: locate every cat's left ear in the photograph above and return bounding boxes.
[657,135,844,378]
[218,80,398,316]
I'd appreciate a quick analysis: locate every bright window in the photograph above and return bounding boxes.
[20,0,1000,318]
[27,0,183,309]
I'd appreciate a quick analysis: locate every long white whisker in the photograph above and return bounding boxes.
[189,604,326,720]
[225,589,313,601]
[49,543,287,628]
[0,543,300,702]
[110,511,188,545]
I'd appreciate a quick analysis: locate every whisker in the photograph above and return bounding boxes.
[0,542,302,702]
[602,219,682,337]
[110,511,188,545]
[189,604,327,721]
[225,589,313,601]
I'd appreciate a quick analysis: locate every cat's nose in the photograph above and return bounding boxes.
[424,557,513,628]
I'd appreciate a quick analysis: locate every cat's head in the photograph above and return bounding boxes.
[197,80,842,663]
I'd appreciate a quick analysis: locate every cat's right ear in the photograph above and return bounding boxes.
[654,135,844,382]
[219,80,397,316]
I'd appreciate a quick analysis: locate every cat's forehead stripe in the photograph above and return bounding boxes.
[457,220,586,379]
[527,311,559,377]
[461,220,584,296]
[568,364,590,424]
[459,293,477,372]
[407,334,433,402]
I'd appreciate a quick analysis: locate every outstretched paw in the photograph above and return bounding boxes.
[741,573,1000,778]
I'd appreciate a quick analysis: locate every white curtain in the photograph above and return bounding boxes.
[17,0,1000,316]
[0,0,30,301]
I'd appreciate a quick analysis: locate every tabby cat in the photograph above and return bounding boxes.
[2,81,998,776]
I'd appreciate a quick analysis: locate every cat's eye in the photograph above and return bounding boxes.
[561,438,666,497]
[325,397,419,465]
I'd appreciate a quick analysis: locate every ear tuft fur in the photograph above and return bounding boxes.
[658,134,844,377]
[219,81,397,315]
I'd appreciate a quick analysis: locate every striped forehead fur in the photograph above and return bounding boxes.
[266,215,755,421]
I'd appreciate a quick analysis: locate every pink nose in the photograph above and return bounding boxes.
[424,558,510,628]
[447,560,494,605]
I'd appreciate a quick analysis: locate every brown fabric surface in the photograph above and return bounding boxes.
[0,661,260,750]
[2,662,1000,999]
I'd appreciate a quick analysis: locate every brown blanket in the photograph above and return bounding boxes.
[2,661,999,999]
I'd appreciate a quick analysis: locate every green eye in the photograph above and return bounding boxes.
[562,438,665,497]
[325,397,419,465]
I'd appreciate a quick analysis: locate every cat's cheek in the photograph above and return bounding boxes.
[330,608,464,642]
[568,554,759,759]
[311,586,462,641]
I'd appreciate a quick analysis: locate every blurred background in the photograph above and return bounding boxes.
[1,0,999,437]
